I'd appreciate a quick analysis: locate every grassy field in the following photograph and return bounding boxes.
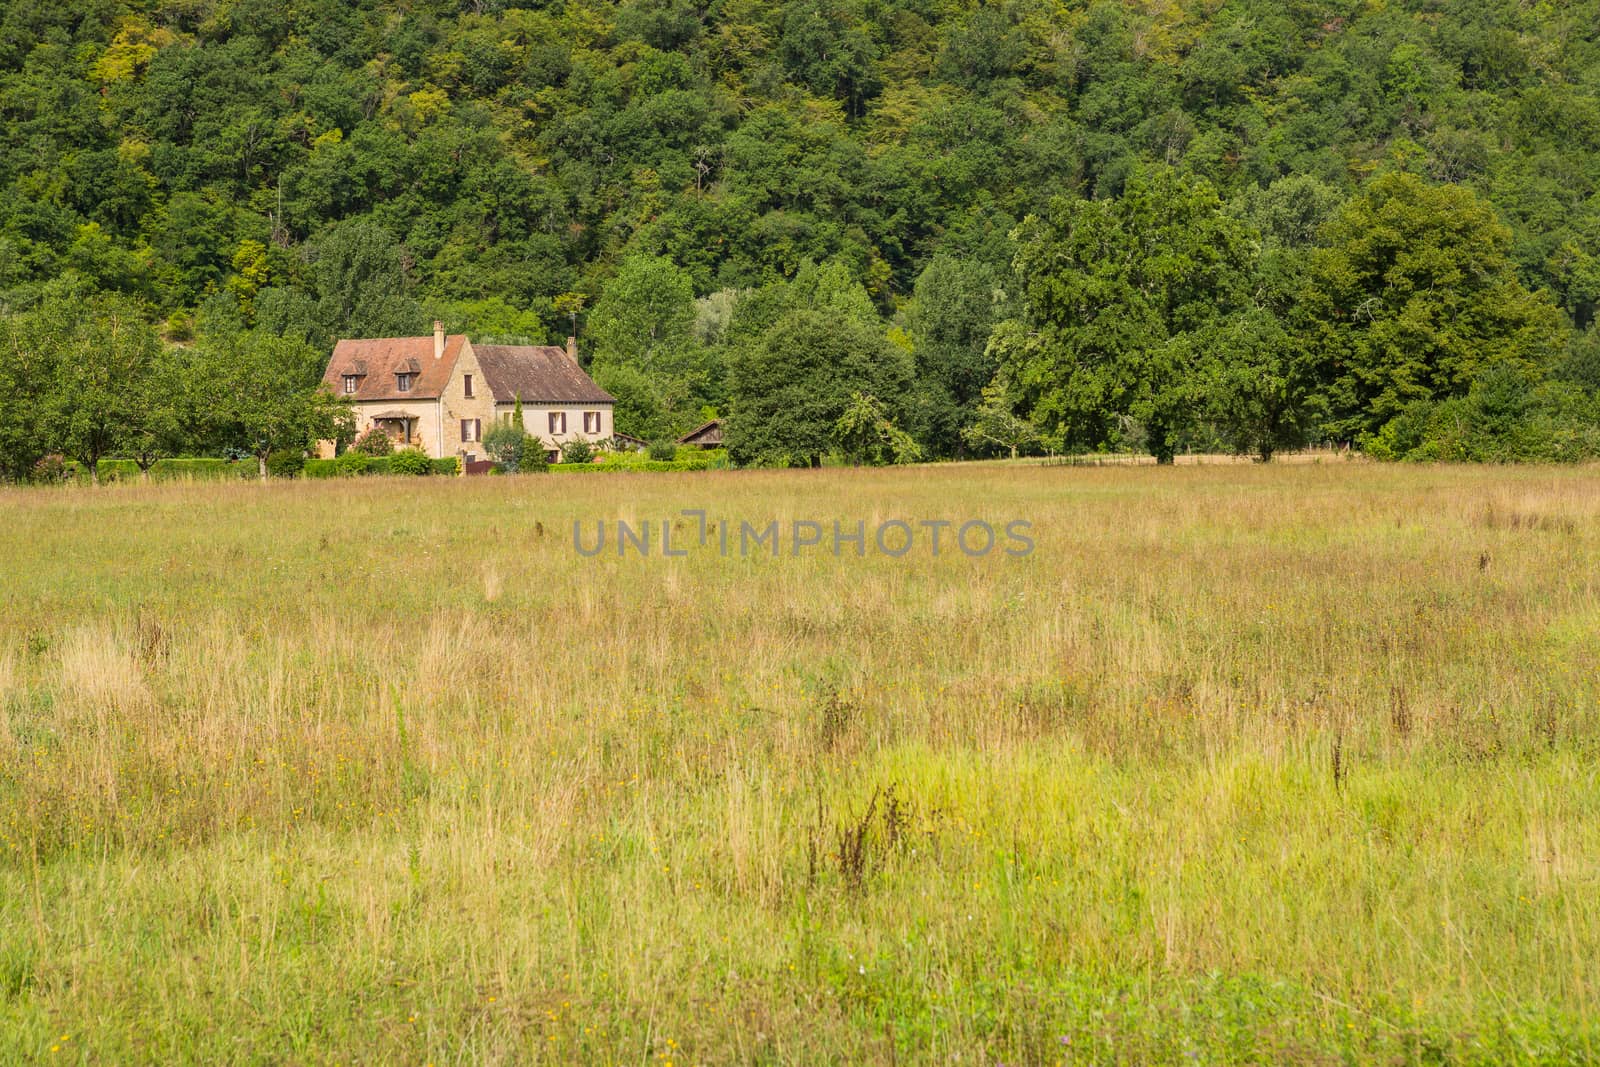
[1,462,1598,1064]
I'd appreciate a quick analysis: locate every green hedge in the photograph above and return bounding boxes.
[548,450,730,474]
[62,458,260,483]
[304,456,459,478]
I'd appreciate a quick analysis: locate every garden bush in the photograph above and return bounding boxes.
[388,448,432,475]
[352,427,394,456]
[560,438,596,464]
[31,455,68,484]
[336,452,373,477]
[521,443,549,472]
[484,423,532,472]
[267,452,306,479]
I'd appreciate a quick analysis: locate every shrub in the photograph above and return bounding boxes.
[148,459,257,481]
[648,439,678,461]
[521,443,549,472]
[388,448,432,475]
[32,454,69,484]
[431,457,460,476]
[266,451,306,479]
[484,422,531,472]
[560,438,596,464]
[1364,368,1600,463]
[352,427,394,456]
[336,452,372,477]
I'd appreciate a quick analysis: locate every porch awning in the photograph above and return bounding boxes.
[369,410,415,420]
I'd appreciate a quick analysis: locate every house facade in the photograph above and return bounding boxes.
[475,340,614,462]
[318,324,615,463]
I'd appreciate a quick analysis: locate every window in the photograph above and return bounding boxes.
[396,372,414,392]
[463,373,474,398]
[548,411,566,434]
[583,410,601,433]
[343,375,358,395]
[460,418,481,443]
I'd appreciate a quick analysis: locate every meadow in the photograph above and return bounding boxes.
[1,461,1598,1064]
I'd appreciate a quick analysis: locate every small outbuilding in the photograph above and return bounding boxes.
[677,419,723,449]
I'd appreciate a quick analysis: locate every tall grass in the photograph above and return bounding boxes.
[0,463,1597,1063]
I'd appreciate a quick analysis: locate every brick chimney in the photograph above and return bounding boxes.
[566,335,578,363]
[433,320,445,360]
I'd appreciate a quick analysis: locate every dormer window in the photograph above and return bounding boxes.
[343,375,359,395]
[396,372,414,392]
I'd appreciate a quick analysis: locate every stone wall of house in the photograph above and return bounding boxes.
[348,400,444,456]
[437,341,497,461]
[496,402,614,457]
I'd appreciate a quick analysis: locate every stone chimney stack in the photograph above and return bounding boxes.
[433,320,445,360]
[566,336,579,363]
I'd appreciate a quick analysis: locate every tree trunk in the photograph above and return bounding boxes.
[87,456,100,486]
[1010,445,1018,461]
[257,453,268,480]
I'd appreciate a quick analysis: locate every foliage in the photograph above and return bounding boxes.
[520,442,550,473]
[265,451,305,479]
[547,448,727,472]
[483,421,533,472]
[962,375,1040,460]
[334,452,372,477]
[647,439,677,461]
[201,328,353,478]
[993,167,1255,462]
[387,447,432,476]
[904,255,1005,458]
[833,392,921,465]
[1303,173,1567,441]
[588,255,697,370]
[0,306,59,481]
[560,438,596,465]
[1199,310,1322,462]
[588,255,719,436]
[123,344,198,473]
[30,454,68,485]
[725,269,912,466]
[1364,367,1600,463]
[351,426,394,457]
[3,0,1600,468]
[32,293,162,484]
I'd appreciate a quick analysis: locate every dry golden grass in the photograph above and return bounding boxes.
[0,462,1598,1063]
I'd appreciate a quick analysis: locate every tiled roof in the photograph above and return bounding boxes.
[475,344,615,405]
[322,335,464,401]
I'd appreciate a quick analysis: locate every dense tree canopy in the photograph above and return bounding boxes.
[3,0,1600,471]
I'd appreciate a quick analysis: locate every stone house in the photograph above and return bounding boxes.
[318,323,615,463]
